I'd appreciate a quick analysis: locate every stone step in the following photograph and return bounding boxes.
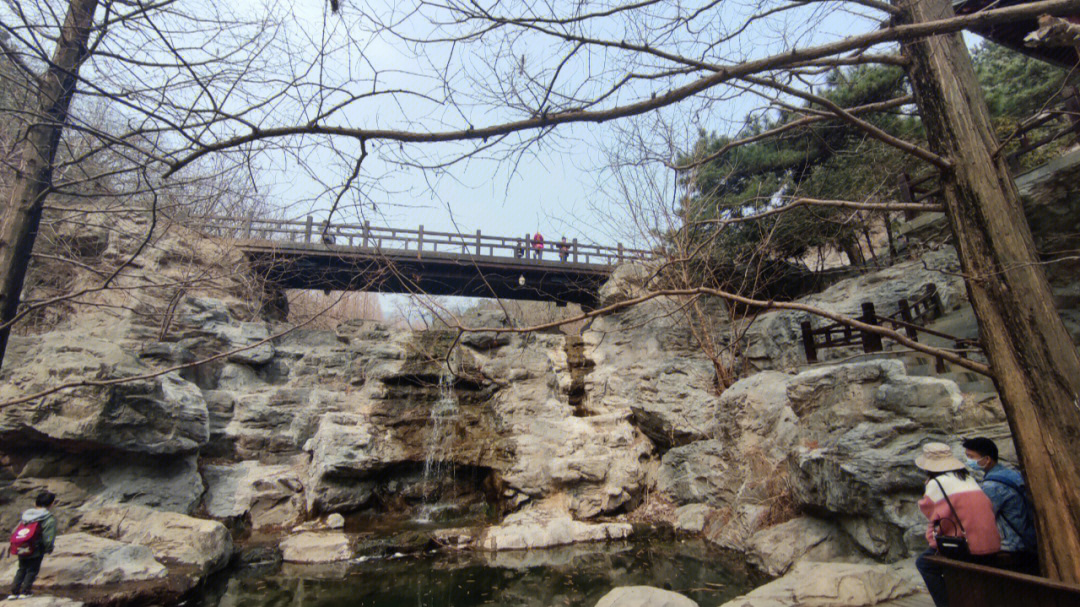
[905,365,935,377]
[879,592,935,607]
[960,382,997,395]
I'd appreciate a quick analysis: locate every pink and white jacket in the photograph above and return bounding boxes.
[918,473,1001,555]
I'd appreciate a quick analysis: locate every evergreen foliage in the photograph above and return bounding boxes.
[678,43,1073,276]
[678,65,919,273]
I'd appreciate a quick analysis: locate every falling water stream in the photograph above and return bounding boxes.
[416,375,461,523]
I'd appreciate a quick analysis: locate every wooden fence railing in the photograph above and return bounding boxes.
[800,283,980,370]
[897,86,1080,219]
[193,216,655,267]
[929,555,1080,607]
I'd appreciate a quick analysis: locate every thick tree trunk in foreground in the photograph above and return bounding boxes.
[0,0,100,368]
[896,0,1080,582]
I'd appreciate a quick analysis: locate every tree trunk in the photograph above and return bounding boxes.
[896,0,1080,582]
[0,0,100,367]
[840,237,865,266]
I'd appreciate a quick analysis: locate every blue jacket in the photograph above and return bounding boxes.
[981,464,1037,553]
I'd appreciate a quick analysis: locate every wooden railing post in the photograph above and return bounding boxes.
[897,298,919,340]
[417,225,424,259]
[617,243,624,263]
[898,172,916,221]
[926,283,943,320]
[475,230,481,256]
[801,320,818,363]
[362,220,370,248]
[304,216,313,243]
[572,238,579,263]
[860,302,883,353]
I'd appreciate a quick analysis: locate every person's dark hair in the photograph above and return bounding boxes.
[35,491,55,507]
[961,437,999,462]
[927,469,969,481]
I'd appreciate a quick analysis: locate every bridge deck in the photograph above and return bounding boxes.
[197,217,653,306]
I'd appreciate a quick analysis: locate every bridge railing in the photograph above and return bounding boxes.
[192,215,655,266]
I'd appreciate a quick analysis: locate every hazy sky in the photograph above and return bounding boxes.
[240,0,889,249]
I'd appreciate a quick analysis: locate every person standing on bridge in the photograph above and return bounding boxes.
[558,237,570,262]
[532,232,544,260]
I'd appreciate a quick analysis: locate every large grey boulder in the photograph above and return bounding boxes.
[628,359,722,448]
[780,362,1001,559]
[597,263,655,306]
[457,309,514,350]
[0,533,167,588]
[280,531,353,563]
[219,322,275,365]
[227,388,328,459]
[595,586,699,607]
[0,334,208,455]
[175,297,275,364]
[78,504,232,574]
[202,460,306,530]
[674,504,713,534]
[654,359,1006,560]
[717,370,798,460]
[177,296,232,326]
[501,407,651,517]
[478,505,632,551]
[308,412,403,476]
[718,561,921,607]
[89,455,205,514]
[479,331,652,517]
[656,440,731,506]
[305,412,401,513]
[101,372,210,454]
[745,518,856,576]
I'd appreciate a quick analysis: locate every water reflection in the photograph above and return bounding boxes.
[199,538,761,607]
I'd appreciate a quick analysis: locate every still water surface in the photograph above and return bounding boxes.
[199,538,761,607]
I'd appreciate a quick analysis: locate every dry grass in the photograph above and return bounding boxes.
[742,444,799,528]
[287,290,383,329]
[626,491,679,524]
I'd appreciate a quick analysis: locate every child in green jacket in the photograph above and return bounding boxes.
[8,491,57,600]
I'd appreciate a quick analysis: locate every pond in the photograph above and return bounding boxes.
[195,537,763,607]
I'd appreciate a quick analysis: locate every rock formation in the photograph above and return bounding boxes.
[2,199,1068,607]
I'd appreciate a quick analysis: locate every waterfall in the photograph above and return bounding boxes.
[416,374,459,522]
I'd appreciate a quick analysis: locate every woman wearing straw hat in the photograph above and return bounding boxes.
[914,442,1001,606]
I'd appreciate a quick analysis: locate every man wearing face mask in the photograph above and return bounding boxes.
[961,437,1038,573]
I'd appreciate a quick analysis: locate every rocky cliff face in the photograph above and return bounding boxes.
[0,216,1040,605]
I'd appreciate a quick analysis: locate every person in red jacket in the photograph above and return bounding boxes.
[532,232,544,260]
[914,442,1001,606]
